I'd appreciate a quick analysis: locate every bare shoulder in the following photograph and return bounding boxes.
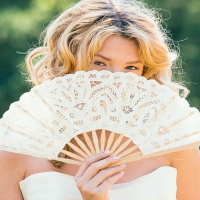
[167,148,200,200]
[168,148,200,160]
[0,151,29,199]
[24,154,57,178]
[0,150,28,174]
[0,151,57,199]
[167,148,200,169]
[0,150,55,175]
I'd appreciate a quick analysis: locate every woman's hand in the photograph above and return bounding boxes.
[74,151,126,200]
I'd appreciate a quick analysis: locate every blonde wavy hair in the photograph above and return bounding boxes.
[26,0,188,167]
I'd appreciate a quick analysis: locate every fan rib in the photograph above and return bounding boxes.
[54,157,81,165]
[110,152,142,166]
[105,132,115,150]
[110,134,124,153]
[117,145,138,158]
[61,149,85,161]
[122,151,142,159]
[67,142,88,158]
[126,142,199,164]
[120,153,143,164]
[119,151,142,162]
[92,130,100,153]
[83,132,95,154]
[100,129,106,152]
[74,136,92,156]
[112,139,132,157]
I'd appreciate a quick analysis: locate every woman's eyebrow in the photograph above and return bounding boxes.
[94,54,141,64]
[126,61,141,64]
[94,54,111,61]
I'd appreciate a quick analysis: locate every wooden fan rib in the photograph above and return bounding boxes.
[67,142,88,158]
[74,136,92,156]
[112,139,132,157]
[100,129,106,152]
[110,134,124,153]
[61,149,85,161]
[140,141,200,161]
[54,157,81,165]
[92,130,100,153]
[59,130,200,166]
[111,140,200,166]
[117,145,138,158]
[105,131,115,150]
[83,132,95,154]
[110,152,143,166]
[121,151,142,160]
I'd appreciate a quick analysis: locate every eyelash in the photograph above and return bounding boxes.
[124,66,139,70]
[94,62,105,66]
[94,62,139,70]
[94,61,139,70]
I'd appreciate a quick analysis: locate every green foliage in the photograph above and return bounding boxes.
[144,0,200,108]
[0,0,200,117]
[0,0,78,116]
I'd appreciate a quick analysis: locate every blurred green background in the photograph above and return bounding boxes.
[0,0,200,117]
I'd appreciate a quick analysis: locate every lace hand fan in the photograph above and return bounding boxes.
[1,70,200,165]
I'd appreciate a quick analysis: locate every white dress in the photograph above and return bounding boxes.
[19,166,177,200]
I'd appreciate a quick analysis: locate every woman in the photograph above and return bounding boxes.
[0,0,200,199]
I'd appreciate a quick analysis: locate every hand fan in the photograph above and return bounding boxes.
[0,70,200,165]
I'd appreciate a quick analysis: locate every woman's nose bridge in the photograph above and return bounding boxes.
[108,65,121,72]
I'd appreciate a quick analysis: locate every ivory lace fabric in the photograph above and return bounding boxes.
[19,166,177,200]
[1,70,200,161]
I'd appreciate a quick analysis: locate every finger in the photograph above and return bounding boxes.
[76,167,125,200]
[89,164,126,188]
[98,170,125,192]
[75,151,111,179]
[78,156,122,182]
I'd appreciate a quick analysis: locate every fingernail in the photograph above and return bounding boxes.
[104,150,111,154]
[113,156,120,160]
[120,164,126,168]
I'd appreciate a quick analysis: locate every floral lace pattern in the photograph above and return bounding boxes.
[0,70,200,159]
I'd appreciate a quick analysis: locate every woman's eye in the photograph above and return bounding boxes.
[94,62,105,66]
[124,66,138,70]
